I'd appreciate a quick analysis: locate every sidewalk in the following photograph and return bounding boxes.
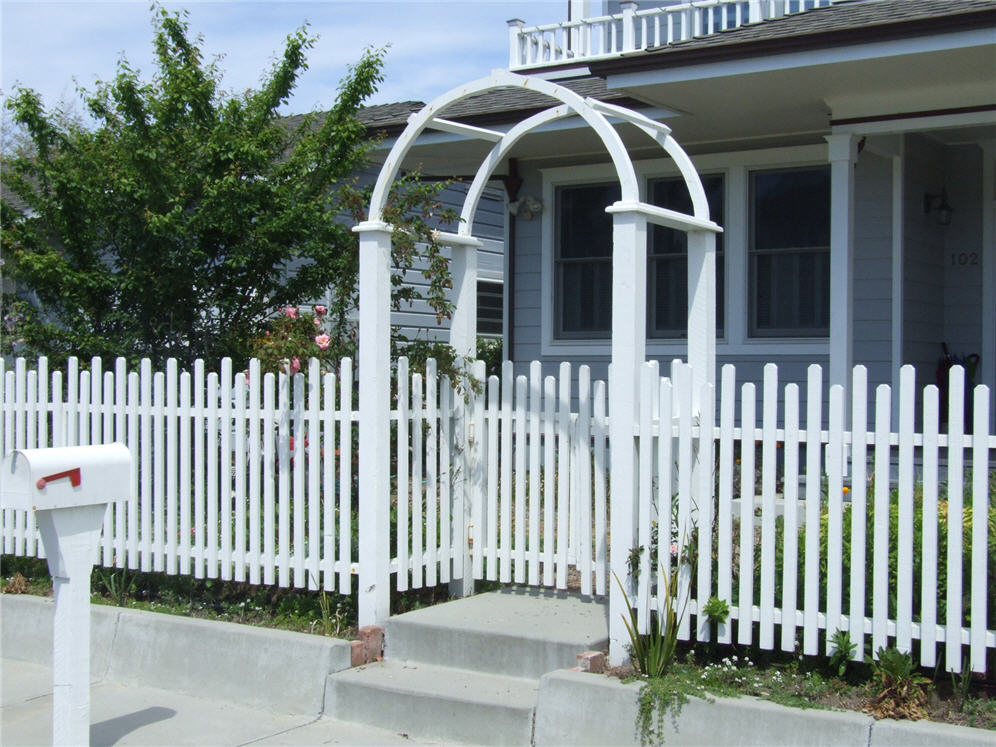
[2,657,451,746]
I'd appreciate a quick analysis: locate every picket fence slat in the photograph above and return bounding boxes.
[426,359,438,588]
[737,381,755,646]
[486,374,499,582]
[593,379,607,597]
[499,361,512,584]
[947,366,965,673]
[849,367,868,659]
[541,375,555,587]
[803,365,822,655]
[528,362,541,587]
[396,358,410,591]
[577,365,593,597]
[440,377,452,585]
[780,382,800,652]
[970,386,990,672]
[556,362,571,590]
[514,374,527,584]
[759,364,778,649]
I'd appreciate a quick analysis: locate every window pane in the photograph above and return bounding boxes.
[558,183,620,259]
[559,260,612,335]
[477,280,503,336]
[752,168,829,251]
[749,167,830,337]
[648,174,724,337]
[555,183,618,337]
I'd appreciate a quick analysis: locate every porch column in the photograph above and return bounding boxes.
[687,229,717,405]
[354,221,393,627]
[827,134,858,402]
[608,208,647,666]
[448,241,479,598]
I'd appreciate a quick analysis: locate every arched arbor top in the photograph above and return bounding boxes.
[356,70,722,240]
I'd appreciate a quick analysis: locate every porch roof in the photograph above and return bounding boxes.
[588,0,996,74]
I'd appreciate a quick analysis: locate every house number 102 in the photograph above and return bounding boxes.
[950,252,979,266]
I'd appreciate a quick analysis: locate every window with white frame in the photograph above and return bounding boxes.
[749,167,830,337]
[648,174,725,338]
[555,182,619,338]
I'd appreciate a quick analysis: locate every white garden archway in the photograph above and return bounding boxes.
[354,71,722,664]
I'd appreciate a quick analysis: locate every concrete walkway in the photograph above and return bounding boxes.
[2,657,454,746]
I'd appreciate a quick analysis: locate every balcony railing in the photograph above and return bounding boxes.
[508,0,839,70]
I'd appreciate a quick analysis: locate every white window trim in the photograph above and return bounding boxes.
[540,144,832,358]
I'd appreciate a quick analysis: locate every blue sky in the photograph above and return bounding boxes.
[1,0,566,116]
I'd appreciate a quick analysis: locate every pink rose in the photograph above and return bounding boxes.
[314,318,321,327]
[284,306,298,319]
[290,357,301,374]
[313,305,327,317]
[315,334,331,351]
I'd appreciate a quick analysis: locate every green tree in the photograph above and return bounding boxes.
[1,8,453,370]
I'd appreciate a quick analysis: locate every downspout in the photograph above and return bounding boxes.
[502,158,523,361]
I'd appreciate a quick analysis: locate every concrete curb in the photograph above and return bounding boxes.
[534,669,995,747]
[4,595,994,745]
[1,594,352,716]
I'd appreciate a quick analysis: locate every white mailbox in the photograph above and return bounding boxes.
[0,441,133,747]
[1,443,131,512]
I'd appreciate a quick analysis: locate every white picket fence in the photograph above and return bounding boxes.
[633,361,994,674]
[2,355,994,674]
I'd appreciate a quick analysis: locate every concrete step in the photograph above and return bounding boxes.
[324,659,538,746]
[384,587,609,679]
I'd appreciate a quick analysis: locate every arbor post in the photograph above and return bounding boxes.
[448,239,481,598]
[608,208,647,666]
[354,221,393,627]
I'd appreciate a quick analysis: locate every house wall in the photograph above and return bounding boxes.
[852,151,895,390]
[336,167,506,342]
[942,145,983,374]
[902,134,947,394]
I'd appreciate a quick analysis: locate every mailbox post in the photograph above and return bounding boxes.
[1,443,132,747]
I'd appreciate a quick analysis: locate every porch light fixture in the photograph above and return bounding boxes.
[508,195,543,220]
[924,189,953,226]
